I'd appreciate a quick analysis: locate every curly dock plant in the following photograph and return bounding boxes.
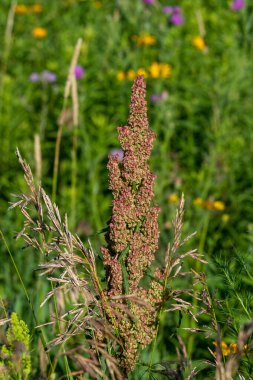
[102,75,164,373]
[12,75,201,379]
[102,75,159,294]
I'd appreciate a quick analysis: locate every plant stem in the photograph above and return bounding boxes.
[187,212,210,357]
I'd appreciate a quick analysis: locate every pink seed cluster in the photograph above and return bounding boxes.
[102,75,160,295]
[101,76,164,373]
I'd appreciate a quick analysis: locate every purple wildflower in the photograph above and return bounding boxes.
[150,91,169,103]
[163,5,181,14]
[142,0,155,4]
[165,5,184,26]
[150,94,159,103]
[171,13,184,25]
[41,70,57,83]
[74,65,85,80]
[163,6,173,14]
[231,0,245,10]
[109,148,124,162]
[29,72,40,82]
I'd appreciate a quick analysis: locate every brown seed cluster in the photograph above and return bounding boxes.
[101,76,163,373]
[117,273,164,372]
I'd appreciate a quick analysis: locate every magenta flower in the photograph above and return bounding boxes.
[171,13,184,25]
[74,65,85,80]
[41,70,57,83]
[231,0,245,10]
[29,72,40,82]
[163,5,181,14]
[143,0,155,4]
[163,6,174,14]
[109,148,124,162]
[165,5,184,25]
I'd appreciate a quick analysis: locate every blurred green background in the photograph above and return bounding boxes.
[1,0,253,378]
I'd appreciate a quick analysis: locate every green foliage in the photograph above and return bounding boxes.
[0,0,253,378]
[0,313,31,380]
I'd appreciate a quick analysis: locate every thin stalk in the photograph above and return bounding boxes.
[70,131,78,229]
[52,123,63,203]
[52,38,82,203]
[39,82,49,140]
[47,282,73,380]
[187,212,210,357]
[70,71,79,229]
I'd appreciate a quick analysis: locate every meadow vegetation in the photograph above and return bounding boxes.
[1,0,253,378]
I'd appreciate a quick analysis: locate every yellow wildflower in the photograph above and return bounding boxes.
[168,194,179,203]
[14,5,28,14]
[222,213,230,223]
[243,344,249,353]
[137,68,148,78]
[127,70,136,80]
[213,341,230,356]
[160,63,172,78]
[194,198,225,211]
[193,197,204,207]
[230,343,238,354]
[141,34,156,45]
[221,341,230,356]
[231,343,248,354]
[30,4,43,13]
[213,341,249,357]
[213,201,225,211]
[149,62,160,78]
[116,71,125,81]
[192,36,206,50]
[32,27,47,38]
[133,33,156,46]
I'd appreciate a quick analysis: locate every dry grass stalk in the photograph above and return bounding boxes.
[0,318,11,327]
[12,149,123,379]
[34,133,42,180]
[64,38,82,103]
[196,9,206,37]
[53,37,82,203]
[163,195,206,317]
